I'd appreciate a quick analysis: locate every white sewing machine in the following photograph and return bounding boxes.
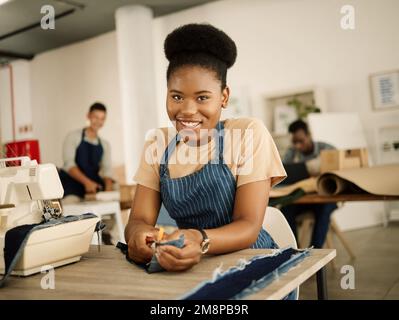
[0,157,100,276]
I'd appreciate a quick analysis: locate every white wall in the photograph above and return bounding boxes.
[29,31,124,168]
[1,0,398,230]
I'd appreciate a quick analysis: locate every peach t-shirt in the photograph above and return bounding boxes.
[133,117,287,191]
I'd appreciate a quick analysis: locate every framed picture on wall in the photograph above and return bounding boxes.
[370,70,399,110]
[273,104,298,135]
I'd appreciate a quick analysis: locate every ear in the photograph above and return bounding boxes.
[221,86,230,109]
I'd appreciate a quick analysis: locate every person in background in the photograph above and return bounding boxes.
[281,119,337,248]
[59,102,113,200]
[59,102,115,243]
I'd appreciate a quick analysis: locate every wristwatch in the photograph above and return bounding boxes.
[198,229,210,254]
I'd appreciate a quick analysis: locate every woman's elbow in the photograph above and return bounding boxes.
[240,222,263,248]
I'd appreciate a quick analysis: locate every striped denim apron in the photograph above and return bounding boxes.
[159,120,278,249]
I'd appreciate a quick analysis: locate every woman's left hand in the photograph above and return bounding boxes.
[156,229,203,271]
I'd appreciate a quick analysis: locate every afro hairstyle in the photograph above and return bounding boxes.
[164,23,237,89]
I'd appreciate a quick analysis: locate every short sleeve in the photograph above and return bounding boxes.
[133,131,162,192]
[236,118,287,188]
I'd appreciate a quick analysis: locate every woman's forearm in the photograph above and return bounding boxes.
[191,218,261,255]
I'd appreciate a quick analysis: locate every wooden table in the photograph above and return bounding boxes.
[294,193,399,204]
[123,195,399,208]
[291,193,399,259]
[0,245,336,300]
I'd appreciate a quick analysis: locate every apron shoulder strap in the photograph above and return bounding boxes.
[160,133,181,176]
[218,121,225,164]
[210,121,225,165]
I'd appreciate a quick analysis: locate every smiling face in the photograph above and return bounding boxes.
[87,110,106,133]
[166,65,229,144]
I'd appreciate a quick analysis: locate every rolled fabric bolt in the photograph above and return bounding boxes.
[317,174,349,195]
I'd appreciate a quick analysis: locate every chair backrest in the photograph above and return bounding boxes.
[263,206,297,249]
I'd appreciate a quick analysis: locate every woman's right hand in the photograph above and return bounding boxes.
[127,225,159,264]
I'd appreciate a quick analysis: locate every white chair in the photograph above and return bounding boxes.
[262,206,299,299]
[263,206,297,249]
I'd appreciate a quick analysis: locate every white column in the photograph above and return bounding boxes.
[0,61,34,145]
[115,5,158,184]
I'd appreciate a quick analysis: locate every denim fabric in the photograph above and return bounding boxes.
[181,247,311,300]
[147,234,185,273]
[0,213,102,288]
[116,234,185,274]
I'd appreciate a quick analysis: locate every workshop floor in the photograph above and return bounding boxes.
[300,222,399,300]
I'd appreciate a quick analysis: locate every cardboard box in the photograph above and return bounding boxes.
[320,148,369,173]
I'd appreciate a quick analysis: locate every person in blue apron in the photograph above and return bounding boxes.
[59,102,114,203]
[125,24,288,279]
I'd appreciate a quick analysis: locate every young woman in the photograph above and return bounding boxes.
[125,23,287,272]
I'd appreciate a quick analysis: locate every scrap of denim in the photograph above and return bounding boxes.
[116,234,185,273]
[181,247,311,300]
[147,234,185,273]
[0,213,102,288]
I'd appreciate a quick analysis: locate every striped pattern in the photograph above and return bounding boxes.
[160,121,278,249]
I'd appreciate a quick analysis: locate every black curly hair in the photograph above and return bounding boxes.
[89,102,106,113]
[164,23,237,89]
[288,119,309,134]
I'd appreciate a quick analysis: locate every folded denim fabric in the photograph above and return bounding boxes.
[117,234,185,273]
[147,234,185,273]
[181,247,311,300]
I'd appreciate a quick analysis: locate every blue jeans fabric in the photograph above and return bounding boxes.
[281,203,337,248]
[147,234,185,273]
[117,234,185,274]
[117,237,300,300]
[181,247,311,300]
